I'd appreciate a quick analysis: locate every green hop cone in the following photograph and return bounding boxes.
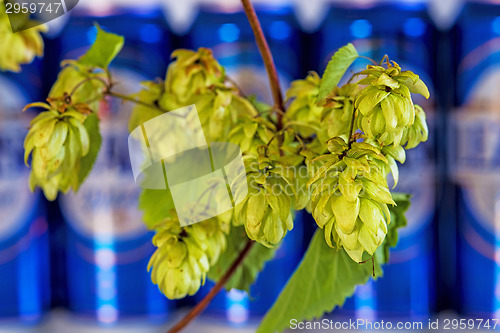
[194,88,258,142]
[164,48,225,106]
[400,104,428,149]
[49,61,107,111]
[318,83,360,144]
[24,99,94,200]
[234,152,294,247]
[128,80,165,132]
[148,216,228,300]
[0,2,46,72]
[284,72,323,137]
[354,61,429,146]
[228,114,276,155]
[362,138,406,188]
[308,137,394,262]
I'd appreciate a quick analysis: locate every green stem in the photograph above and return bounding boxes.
[347,107,357,149]
[105,91,183,119]
[68,76,108,98]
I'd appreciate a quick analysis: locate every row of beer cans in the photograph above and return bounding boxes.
[0,0,499,327]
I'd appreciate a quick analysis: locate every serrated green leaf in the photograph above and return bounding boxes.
[208,226,276,291]
[77,114,101,186]
[257,230,380,333]
[138,188,176,229]
[79,25,124,69]
[317,43,358,101]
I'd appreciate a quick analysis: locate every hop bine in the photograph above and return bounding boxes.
[23,97,93,200]
[308,137,394,263]
[148,216,228,300]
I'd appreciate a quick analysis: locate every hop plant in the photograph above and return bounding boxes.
[148,216,228,299]
[308,137,394,262]
[18,19,431,331]
[23,97,93,200]
[0,1,46,72]
[234,149,294,247]
[354,60,429,147]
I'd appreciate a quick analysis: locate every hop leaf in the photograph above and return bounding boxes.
[0,3,46,72]
[317,43,358,101]
[148,216,228,299]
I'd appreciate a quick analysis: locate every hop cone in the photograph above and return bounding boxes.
[234,152,294,247]
[354,61,429,146]
[309,137,395,262]
[148,217,227,299]
[24,100,93,200]
[319,83,360,143]
[164,48,225,106]
[228,115,276,156]
[195,88,258,142]
[284,72,323,137]
[400,105,428,149]
[0,3,46,72]
[131,50,258,143]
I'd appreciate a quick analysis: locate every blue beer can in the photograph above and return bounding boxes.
[0,65,51,323]
[453,0,500,318]
[313,0,437,320]
[54,5,173,322]
[185,3,305,322]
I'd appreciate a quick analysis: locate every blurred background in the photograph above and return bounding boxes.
[1,0,499,331]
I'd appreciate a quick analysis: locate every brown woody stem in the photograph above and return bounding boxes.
[167,240,255,333]
[241,0,285,129]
